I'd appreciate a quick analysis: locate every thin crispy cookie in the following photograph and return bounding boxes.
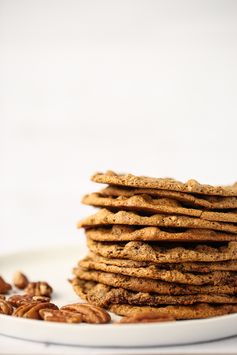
[72,278,237,308]
[92,171,237,197]
[78,256,237,285]
[100,186,237,210]
[86,226,237,243]
[87,238,237,263]
[109,303,237,320]
[86,252,237,273]
[79,209,237,234]
[82,193,237,223]
[73,269,237,295]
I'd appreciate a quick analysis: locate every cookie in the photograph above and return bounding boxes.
[92,171,237,197]
[82,193,237,223]
[87,252,237,273]
[109,303,237,320]
[100,186,237,210]
[87,252,149,267]
[78,209,237,234]
[87,238,237,263]
[73,268,237,294]
[78,256,237,285]
[72,278,237,308]
[174,260,237,273]
[86,226,237,242]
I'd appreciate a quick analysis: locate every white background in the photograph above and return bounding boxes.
[1,0,237,253]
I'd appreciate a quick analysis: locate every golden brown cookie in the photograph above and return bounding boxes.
[78,209,237,234]
[78,256,237,285]
[100,186,237,210]
[87,238,237,263]
[73,269,237,295]
[86,226,237,243]
[87,252,237,273]
[72,278,237,308]
[109,303,237,320]
[92,171,237,196]
[82,193,237,223]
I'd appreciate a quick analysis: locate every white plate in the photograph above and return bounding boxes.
[1,245,237,347]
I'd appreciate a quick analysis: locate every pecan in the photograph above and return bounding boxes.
[8,294,33,307]
[0,299,14,315]
[13,302,58,320]
[61,303,111,324]
[0,276,12,294]
[40,309,82,323]
[8,294,50,308]
[0,295,6,300]
[13,271,29,289]
[24,282,53,297]
[119,311,176,324]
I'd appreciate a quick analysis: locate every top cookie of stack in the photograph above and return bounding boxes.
[72,171,237,320]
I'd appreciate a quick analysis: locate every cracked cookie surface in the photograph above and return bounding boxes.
[79,209,237,234]
[87,238,237,263]
[73,268,237,295]
[100,186,237,209]
[86,225,237,242]
[92,171,237,196]
[82,193,237,223]
[78,255,237,285]
[72,278,237,308]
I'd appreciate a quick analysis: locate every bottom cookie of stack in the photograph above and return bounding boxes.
[71,278,237,320]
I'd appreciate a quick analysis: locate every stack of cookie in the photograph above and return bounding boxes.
[72,171,237,320]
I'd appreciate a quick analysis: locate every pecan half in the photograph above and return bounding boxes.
[119,311,176,324]
[8,294,33,307]
[40,309,82,323]
[24,282,53,297]
[61,303,111,324]
[0,299,14,315]
[13,302,58,319]
[13,271,29,289]
[8,294,50,308]
[0,276,12,294]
